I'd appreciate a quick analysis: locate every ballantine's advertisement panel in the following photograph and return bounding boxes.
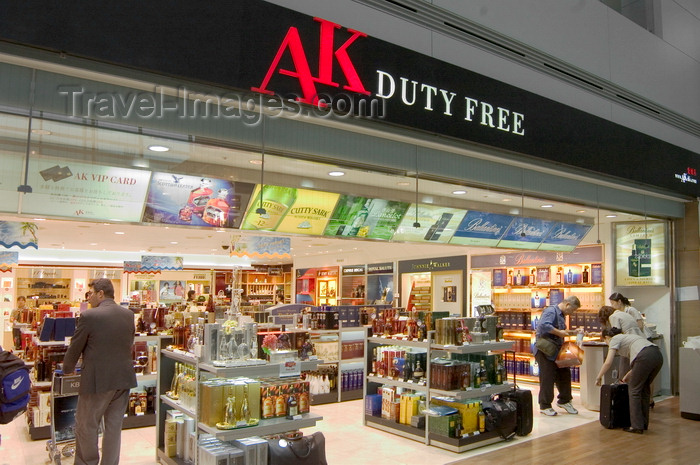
[451,211,515,246]
[143,173,254,228]
[324,195,409,240]
[392,205,465,243]
[1,1,694,195]
[614,221,667,287]
[538,222,593,251]
[22,158,151,222]
[497,217,554,250]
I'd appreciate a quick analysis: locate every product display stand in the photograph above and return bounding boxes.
[155,337,324,465]
[363,329,514,453]
[308,321,366,404]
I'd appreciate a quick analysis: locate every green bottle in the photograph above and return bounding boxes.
[243,185,297,230]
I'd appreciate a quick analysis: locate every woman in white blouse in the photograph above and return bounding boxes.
[609,292,645,332]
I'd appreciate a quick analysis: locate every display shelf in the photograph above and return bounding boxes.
[341,357,364,364]
[430,382,512,399]
[123,413,157,429]
[160,395,196,419]
[310,391,339,405]
[136,373,158,383]
[430,341,514,353]
[197,412,323,441]
[368,336,428,348]
[428,430,502,453]
[161,349,198,365]
[156,448,187,465]
[365,414,426,443]
[198,359,321,377]
[367,375,428,392]
[340,388,363,401]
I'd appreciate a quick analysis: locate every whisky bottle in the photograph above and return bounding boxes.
[497,356,507,385]
[556,267,562,284]
[582,266,589,284]
[286,393,298,419]
[476,360,488,387]
[348,199,372,236]
[244,185,297,230]
[413,360,425,382]
[529,268,536,285]
[515,270,522,286]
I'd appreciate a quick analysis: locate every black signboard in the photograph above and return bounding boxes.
[1,1,696,196]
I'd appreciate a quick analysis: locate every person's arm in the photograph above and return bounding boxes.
[62,314,89,375]
[595,347,618,385]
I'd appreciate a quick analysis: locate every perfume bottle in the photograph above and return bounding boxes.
[202,188,230,227]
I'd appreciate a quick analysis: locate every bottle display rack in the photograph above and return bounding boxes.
[363,331,514,453]
[156,339,323,465]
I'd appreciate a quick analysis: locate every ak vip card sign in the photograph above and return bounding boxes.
[22,159,151,221]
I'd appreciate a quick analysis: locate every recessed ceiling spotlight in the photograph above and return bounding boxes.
[249,159,263,165]
[89,242,98,246]
[540,204,553,208]
[33,218,46,221]
[576,209,586,213]
[397,181,411,186]
[328,171,345,177]
[452,190,467,195]
[148,145,170,152]
[170,241,178,245]
[32,129,52,135]
[114,231,125,235]
[606,214,617,218]
[501,198,512,202]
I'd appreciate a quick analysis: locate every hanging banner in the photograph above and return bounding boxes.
[392,204,466,244]
[614,221,668,287]
[0,221,38,249]
[324,195,409,240]
[140,255,184,271]
[0,251,18,272]
[21,159,151,222]
[123,261,161,274]
[230,235,291,258]
[142,172,254,228]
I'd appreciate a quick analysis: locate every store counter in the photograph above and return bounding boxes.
[580,341,620,411]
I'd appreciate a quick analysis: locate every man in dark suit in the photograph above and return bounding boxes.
[63,279,137,465]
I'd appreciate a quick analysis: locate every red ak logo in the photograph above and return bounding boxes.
[252,17,371,105]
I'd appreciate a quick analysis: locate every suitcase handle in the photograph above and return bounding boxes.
[506,350,519,388]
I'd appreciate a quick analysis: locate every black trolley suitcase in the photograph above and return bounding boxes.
[599,382,630,429]
[501,350,533,436]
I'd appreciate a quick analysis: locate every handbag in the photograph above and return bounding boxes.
[267,431,328,465]
[535,337,559,357]
[555,341,584,368]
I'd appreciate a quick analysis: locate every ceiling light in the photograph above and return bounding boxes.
[114,231,125,235]
[540,204,553,208]
[452,190,467,195]
[31,129,52,135]
[606,214,617,218]
[501,198,512,202]
[397,181,411,186]
[170,241,178,244]
[33,218,46,221]
[90,242,98,246]
[249,159,263,165]
[148,145,170,152]
[576,209,586,213]
[328,171,345,177]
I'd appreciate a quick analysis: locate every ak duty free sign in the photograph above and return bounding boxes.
[0,1,697,196]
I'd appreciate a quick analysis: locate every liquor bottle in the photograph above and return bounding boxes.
[348,199,372,236]
[496,356,506,385]
[508,270,514,286]
[241,384,251,424]
[515,270,522,286]
[35,357,45,382]
[477,410,486,433]
[202,188,231,226]
[187,178,213,215]
[566,268,573,284]
[224,395,236,426]
[286,393,298,419]
[582,266,589,284]
[476,360,488,387]
[556,267,562,284]
[529,268,536,285]
[533,292,541,308]
[243,185,297,230]
[413,360,425,382]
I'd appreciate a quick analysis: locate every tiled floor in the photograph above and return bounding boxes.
[0,384,601,465]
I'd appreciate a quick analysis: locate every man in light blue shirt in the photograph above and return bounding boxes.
[535,295,581,416]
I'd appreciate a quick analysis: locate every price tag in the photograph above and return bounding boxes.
[279,359,301,378]
[292,414,303,420]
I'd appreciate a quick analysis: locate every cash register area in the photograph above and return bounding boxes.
[1,383,625,465]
